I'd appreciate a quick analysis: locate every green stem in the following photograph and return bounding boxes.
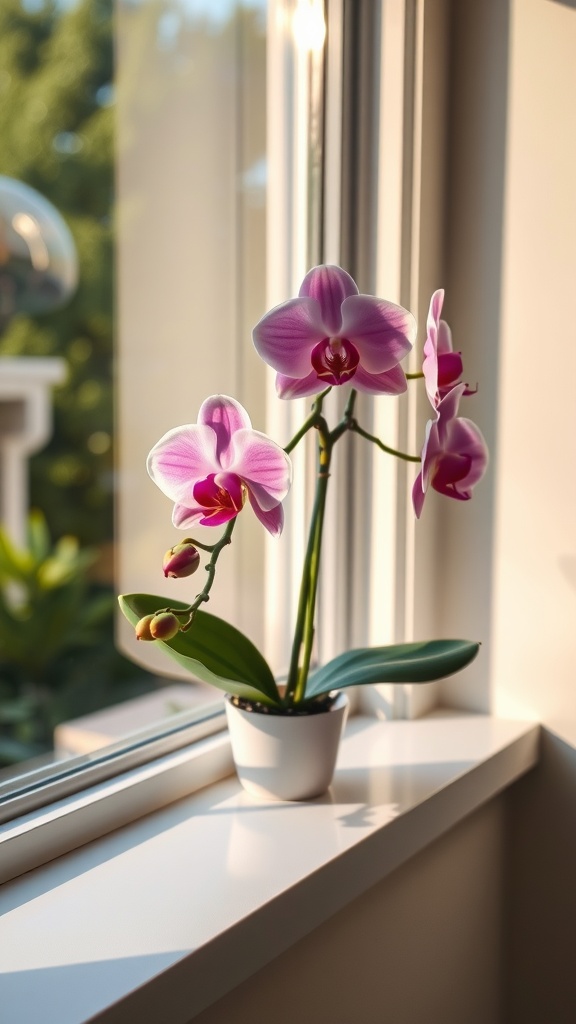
[284,420,331,706]
[406,370,424,379]
[164,518,236,629]
[179,537,219,553]
[329,387,357,444]
[284,387,331,454]
[294,459,330,704]
[348,420,421,462]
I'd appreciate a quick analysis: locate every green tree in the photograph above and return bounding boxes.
[0,0,115,550]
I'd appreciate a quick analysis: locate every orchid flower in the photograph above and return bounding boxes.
[423,289,476,407]
[147,395,292,537]
[412,384,488,519]
[253,264,417,398]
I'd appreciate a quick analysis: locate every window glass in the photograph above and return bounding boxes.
[0,0,268,784]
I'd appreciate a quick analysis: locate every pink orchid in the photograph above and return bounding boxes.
[147,395,292,537]
[423,289,475,407]
[253,264,416,399]
[412,384,488,519]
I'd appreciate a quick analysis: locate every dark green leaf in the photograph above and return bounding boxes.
[119,594,281,706]
[305,639,481,699]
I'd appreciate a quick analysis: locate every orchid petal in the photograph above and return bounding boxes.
[432,452,473,492]
[298,265,358,335]
[422,289,444,406]
[248,494,284,537]
[147,424,217,504]
[230,429,292,509]
[436,384,465,444]
[172,502,205,529]
[197,395,252,469]
[252,297,325,376]
[339,295,416,372]
[419,418,440,491]
[437,318,452,356]
[428,288,445,328]
[413,397,488,518]
[443,418,489,488]
[352,363,407,396]
[275,370,326,399]
[412,471,426,519]
[437,351,463,388]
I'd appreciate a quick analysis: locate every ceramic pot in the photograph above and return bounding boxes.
[224,692,349,801]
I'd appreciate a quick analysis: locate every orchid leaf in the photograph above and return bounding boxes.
[119,594,281,706]
[305,639,480,699]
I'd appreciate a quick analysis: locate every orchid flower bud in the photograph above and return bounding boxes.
[163,540,201,579]
[135,614,156,641]
[149,611,181,640]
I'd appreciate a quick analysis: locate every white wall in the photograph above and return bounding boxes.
[438,0,576,733]
[491,0,576,733]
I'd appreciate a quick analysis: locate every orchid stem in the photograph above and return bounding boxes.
[284,419,331,706]
[284,387,331,454]
[164,518,236,629]
[348,420,421,462]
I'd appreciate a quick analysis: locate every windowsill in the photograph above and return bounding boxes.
[0,711,539,1024]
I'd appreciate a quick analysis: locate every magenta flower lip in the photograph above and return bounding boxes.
[253,264,416,398]
[147,395,292,537]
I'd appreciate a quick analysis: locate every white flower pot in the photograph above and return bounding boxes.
[224,692,349,801]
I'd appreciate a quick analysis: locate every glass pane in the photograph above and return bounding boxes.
[116,0,268,681]
[0,0,268,785]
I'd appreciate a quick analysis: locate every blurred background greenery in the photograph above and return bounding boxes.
[0,0,159,767]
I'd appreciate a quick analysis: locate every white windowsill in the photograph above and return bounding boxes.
[0,711,539,1024]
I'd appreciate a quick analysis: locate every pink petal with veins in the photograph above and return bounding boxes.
[197,395,252,468]
[252,297,325,377]
[352,363,408,396]
[298,265,358,334]
[275,370,327,399]
[248,494,285,538]
[339,294,416,372]
[147,424,217,504]
[231,429,292,510]
[172,501,206,529]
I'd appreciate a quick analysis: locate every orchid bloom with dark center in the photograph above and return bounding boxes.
[310,336,360,385]
[147,395,292,537]
[423,289,476,407]
[412,384,488,518]
[192,472,245,526]
[253,264,416,398]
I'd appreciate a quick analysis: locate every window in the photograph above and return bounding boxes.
[0,0,477,834]
[0,0,272,801]
[2,0,359,822]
